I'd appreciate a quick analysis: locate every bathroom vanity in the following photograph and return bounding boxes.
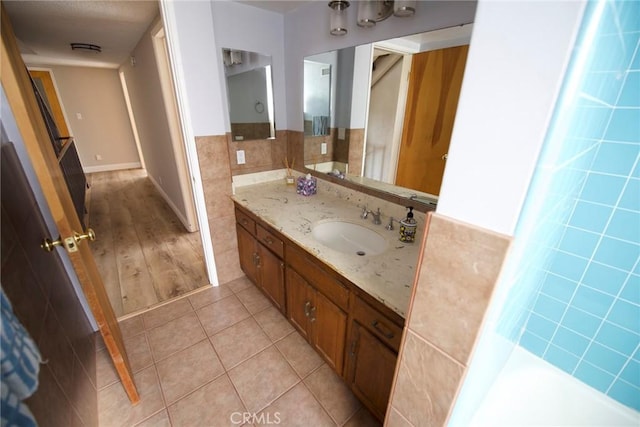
[232,178,423,420]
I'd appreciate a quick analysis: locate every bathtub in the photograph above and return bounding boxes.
[471,346,640,426]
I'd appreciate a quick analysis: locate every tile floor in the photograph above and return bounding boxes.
[97,276,381,427]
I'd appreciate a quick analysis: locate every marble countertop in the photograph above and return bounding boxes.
[231,178,424,318]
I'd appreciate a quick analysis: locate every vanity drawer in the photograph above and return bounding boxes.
[236,208,256,235]
[286,245,349,311]
[353,296,402,352]
[257,224,284,258]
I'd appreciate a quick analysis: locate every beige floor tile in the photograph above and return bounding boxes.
[256,382,335,427]
[188,284,233,310]
[275,331,323,378]
[168,374,246,426]
[228,346,299,413]
[96,348,119,390]
[305,364,361,425]
[196,294,251,336]
[95,333,106,351]
[98,366,164,427]
[142,297,193,330]
[147,312,206,362]
[134,409,171,427]
[156,339,225,405]
[226,276,253,294]
[344,407,382,427]
[253,305,294,342]
[211,317,271,370]
[118,316,144,340]
[236,286,271,314]
[123,332,154,372]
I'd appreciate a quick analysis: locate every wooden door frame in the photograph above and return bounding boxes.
[1,7,139,403]
[27,68,72,138]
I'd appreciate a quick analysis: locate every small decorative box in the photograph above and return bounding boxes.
[296,174,317,196]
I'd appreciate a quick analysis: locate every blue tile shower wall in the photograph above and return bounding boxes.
[510,0,639,412]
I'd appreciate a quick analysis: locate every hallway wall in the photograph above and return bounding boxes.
[26,64,141,172]
[120,17,195,231]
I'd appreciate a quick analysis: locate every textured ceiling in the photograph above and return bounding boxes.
[3,0,307,69]
[4,0,161,68]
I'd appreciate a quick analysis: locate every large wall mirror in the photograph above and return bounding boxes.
[302,24,473,208]
[222,48,275,141]
[303,47,356,174]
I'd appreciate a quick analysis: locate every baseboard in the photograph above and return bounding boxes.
[83,162,142,174]
[147,174,197,232]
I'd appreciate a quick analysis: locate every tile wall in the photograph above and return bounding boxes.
[387,214,511,426]
[498,0,639,412]
[195,135,244,284]
[228,130,290,175]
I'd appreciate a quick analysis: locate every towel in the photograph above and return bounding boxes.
[1,286,42,427]
[312,116,329,136]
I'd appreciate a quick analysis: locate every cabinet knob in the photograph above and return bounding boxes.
[371,320,394,339]
[304,301,311,317]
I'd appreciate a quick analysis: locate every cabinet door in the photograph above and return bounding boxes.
[285,268,312,340]
[236,224,258,284]
[311,291,347,375]
[347,323,397,421]
[258,243,285,313]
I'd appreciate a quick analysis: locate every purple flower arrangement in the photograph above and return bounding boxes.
[296,174,317,196]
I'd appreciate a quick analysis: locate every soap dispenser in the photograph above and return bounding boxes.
[399,206,417,243]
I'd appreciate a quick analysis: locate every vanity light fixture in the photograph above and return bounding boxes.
[222,49,243,67]
[330,0,415,35]
[70,43,101,53]
[329,0,350,35]
[230,50,243,65]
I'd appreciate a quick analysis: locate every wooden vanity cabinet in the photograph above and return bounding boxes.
[286,246,348,376]
[234,201,406,420]
[346,295,404,421]
[235,207,285,312]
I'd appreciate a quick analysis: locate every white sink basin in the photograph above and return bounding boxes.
[311,220,388,256]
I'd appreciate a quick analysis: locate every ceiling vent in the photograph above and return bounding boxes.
[70,43,101,53]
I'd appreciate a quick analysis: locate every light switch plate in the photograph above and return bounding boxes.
[321,143,327,155]
[236,150,246,164]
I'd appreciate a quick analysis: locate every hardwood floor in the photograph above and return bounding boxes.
[88,169,209,318]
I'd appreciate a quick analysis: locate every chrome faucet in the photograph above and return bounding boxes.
[368,208,382,225]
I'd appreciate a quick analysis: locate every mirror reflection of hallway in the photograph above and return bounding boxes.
[87,168,209,317]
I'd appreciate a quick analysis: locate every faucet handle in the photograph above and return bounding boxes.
[361,205,369,219]
[386,217,395,230]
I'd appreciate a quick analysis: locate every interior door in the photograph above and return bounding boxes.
[1,9,139,403]
[28,70,70,138]
[395,45,469,196]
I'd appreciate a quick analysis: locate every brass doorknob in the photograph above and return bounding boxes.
[41,228,96,253]
[74,228,96,243]
[41,237,63,252]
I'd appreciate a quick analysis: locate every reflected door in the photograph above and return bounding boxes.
[395,45,469,196]
[28,70,70,138]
